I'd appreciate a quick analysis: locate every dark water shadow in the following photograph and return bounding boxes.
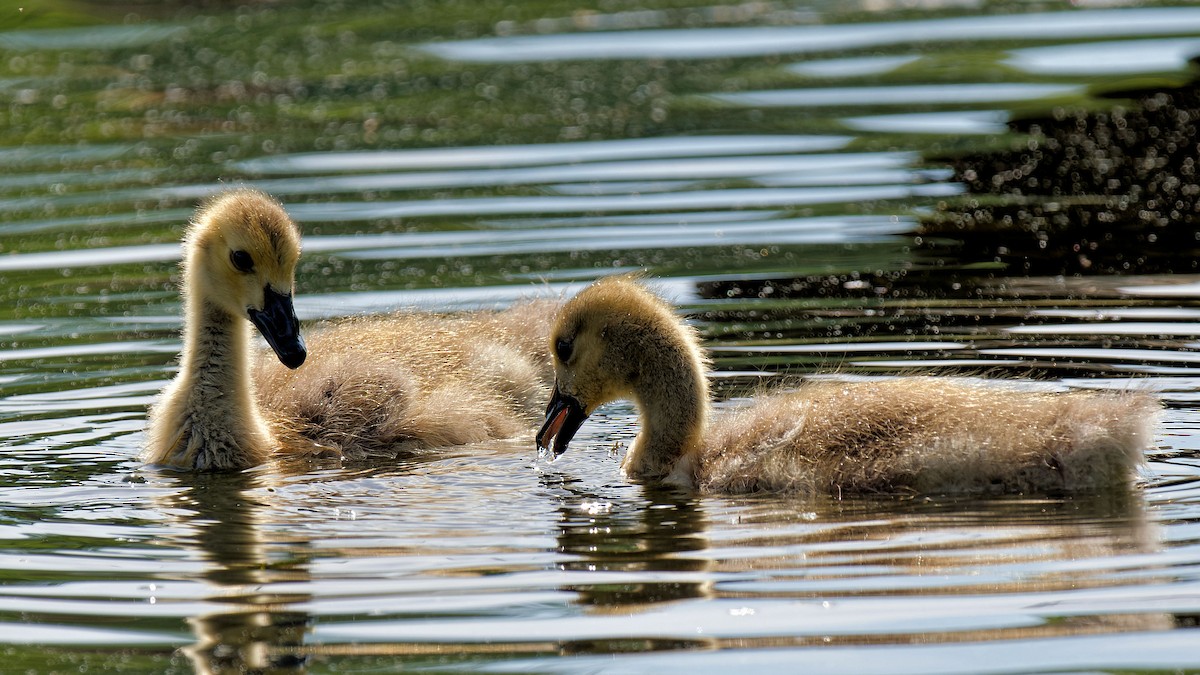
[929,72,1200,278]
[696,74,1200,315]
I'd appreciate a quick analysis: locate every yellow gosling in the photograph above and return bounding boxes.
[146,189,311,470]
[537,275,1160,495]
[146,189,555,471]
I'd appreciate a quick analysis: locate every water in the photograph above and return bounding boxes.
[2,1,1200,672]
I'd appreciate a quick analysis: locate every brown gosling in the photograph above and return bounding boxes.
[146,189,556,471]
[536,275,1160,495]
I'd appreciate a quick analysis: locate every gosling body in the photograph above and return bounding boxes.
[254,299,556,460]
[537,276,1159,495]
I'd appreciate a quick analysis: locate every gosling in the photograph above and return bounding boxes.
[146,189,554,471]
[536,276,1160,495]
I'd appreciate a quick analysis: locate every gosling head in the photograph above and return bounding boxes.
[537,276,689,457]
[184,189,307,369]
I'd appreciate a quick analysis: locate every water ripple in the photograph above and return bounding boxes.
[420,8,1200,62]
[234,135,852,174]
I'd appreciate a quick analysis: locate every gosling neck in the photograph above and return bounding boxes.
[179,295,253,408]
[622,335,709,485]
[173,292,272,469]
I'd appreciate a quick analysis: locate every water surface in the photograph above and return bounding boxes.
[0,1,1199,672]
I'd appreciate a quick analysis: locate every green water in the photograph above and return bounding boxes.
[0,1,1198,672]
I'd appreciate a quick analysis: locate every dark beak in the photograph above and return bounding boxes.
[536,385,589,457]
[248,286,306,369]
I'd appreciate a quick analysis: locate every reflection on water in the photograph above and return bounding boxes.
[233,136,855,174]
[551,483,709,608]
[163,471,311,673]
[706,83,1083,108]
[0,0,1199,672]
[418,7,1200,62]
[842,110,1009,135]
[1007,38,1200,75]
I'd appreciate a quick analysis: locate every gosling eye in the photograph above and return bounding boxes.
[554,338,573,363]
[230,250,255,273]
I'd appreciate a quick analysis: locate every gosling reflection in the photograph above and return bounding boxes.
[710,489,1173,649]
[162,470,312,674]
[548,477,711,607]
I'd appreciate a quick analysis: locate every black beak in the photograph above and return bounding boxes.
[248,286,306,369]
[536,385,589,457]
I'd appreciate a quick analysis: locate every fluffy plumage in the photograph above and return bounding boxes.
[254,299,556,460]
[537,275,1160,495]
